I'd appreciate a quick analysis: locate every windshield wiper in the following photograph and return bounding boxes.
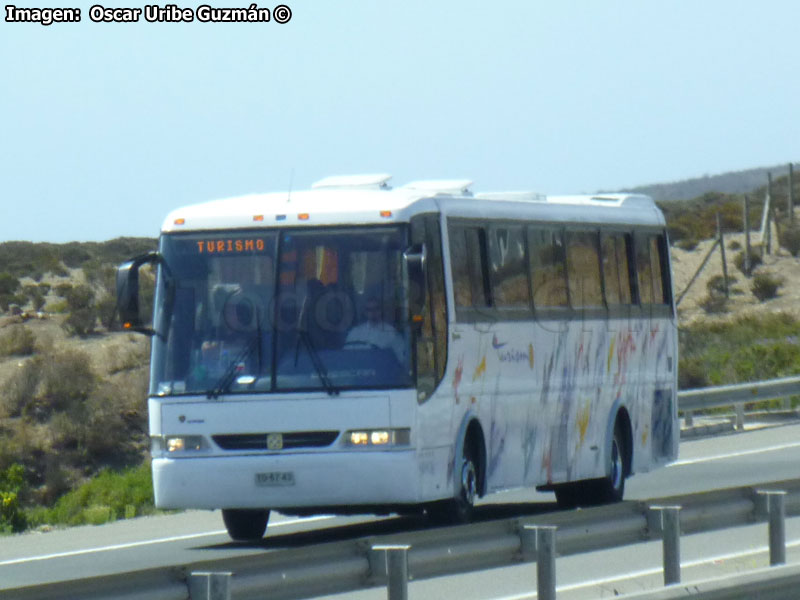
[294,296,339,396]
[207,313,263,400]
[297,331,339,396]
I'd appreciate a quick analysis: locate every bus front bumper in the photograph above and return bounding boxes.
[151,450,422,510]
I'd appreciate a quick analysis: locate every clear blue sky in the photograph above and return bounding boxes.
[2,1,799,242]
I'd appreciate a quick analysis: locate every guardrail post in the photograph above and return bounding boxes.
[371,544,411,600]
[650,505,681,585]
[735,402,745,431]
[189,572,232,600]
[519,524,537,560]
[536,526,557,600]
[757,490,787,565]
[684,410,694,427]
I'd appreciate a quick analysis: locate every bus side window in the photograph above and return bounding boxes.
[466,227,492,309]
[489,224,530,310]
[566,230,603,308]
[635,234,654,304]
[449,227,472,310]
[413,215,448,400]
[527,227,569,308]
[649,234,669,304]
[601,232,633,305]
[425,215,447,384]
[449,224,491,316]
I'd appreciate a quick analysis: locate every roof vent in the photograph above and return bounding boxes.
[475,191,546,202]
[312,174,392,190]
[402,179,473,195]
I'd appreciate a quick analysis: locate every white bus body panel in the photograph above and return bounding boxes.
[149,390,433,509]
[431,315,677,496]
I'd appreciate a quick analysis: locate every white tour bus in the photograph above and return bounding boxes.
[117,174,678,541]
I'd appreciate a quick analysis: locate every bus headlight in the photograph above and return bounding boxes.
[345,428,410,447]
[158,435,206,453]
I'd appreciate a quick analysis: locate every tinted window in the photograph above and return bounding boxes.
[528,227,568,308]
[601,233,633,305]
[489,225,529,308]
[449,225,491,310]
[566,230,603,308]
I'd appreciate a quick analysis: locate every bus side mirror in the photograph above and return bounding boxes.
[117,251,160,335]
[404,244,427,321]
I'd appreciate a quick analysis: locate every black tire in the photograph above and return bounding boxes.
[593,423,627,504]
[554,484,579,510]
[428,440,479,524]
[222,508,270,541]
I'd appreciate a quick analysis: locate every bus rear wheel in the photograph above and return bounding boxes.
[222,508,270,541]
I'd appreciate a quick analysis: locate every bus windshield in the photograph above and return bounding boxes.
[150,226,413,397]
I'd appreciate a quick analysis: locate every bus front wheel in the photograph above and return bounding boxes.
[222,508,270,541]
[428,441,479,524]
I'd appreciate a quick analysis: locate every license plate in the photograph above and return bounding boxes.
[255,471,295,486]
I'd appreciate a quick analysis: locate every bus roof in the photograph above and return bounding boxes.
[161,175,664,233]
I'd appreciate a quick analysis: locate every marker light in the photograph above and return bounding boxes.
[298,213,310,221]
[379,210,392,218]
[253,215,264,222]
[174,218,185,225]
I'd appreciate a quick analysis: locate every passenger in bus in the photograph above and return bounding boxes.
[345,297,406,363]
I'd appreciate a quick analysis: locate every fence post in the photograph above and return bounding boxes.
[188,572,232,600]
[371,544,411,600]
[717,213,729,297]
[757,490,787,566]
[536,526,557,600]
[650,505,681,585]
[744,195,752,276]
[790,163,795,225]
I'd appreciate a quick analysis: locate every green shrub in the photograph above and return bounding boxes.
[0,464,28,533]
[54,283,73,297]
[32,463,154,527]
[751,272,782,301]
[3,349,95,420]
[0,272,20,296]
[45,299,68,313]
[733,248,762,274]
[0,325,36,357]
[679,313,800,388]
[728,240,742,250]
[699,293,728,314]
[63,285,97,336]
[779,224,800,256]
[706,274,736,296]
[678,358,709,389]
[676,238,699,251]
[1,356,42,418]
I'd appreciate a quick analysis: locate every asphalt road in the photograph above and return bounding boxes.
[2,422,799,595]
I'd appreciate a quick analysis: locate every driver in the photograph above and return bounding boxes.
[345,297,406,363]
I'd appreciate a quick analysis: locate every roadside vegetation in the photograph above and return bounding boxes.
[0,238,156,534]
[678,313,800,404]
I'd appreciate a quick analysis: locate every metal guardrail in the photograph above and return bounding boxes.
[6,479,800,600]
[678,375,800,412]
[617,563,800,600]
